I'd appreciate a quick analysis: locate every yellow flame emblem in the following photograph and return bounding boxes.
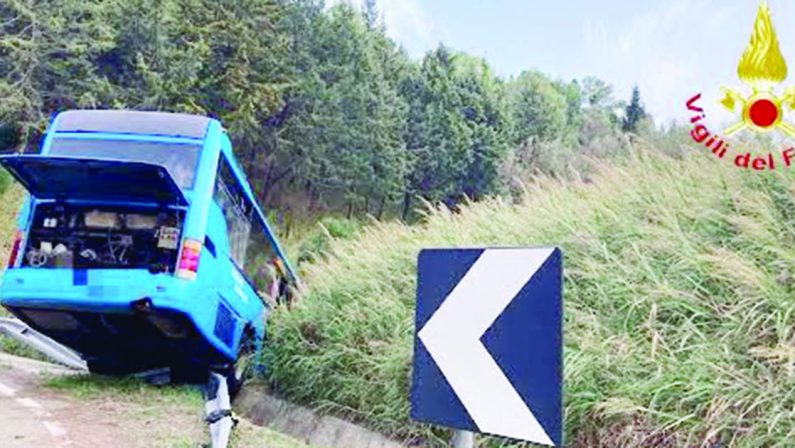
[721,2,795,136]
[737,3,787,89]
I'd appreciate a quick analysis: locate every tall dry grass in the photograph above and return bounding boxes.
[267,150,795,447]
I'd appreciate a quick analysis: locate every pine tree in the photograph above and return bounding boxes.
[622,85,646,133]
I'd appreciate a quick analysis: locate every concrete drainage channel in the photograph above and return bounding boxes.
[1,317,403,448]
[235,385,403,448]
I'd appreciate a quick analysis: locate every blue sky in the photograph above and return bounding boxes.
[332,0,795,126]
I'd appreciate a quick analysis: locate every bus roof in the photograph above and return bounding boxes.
[54,110,211,140]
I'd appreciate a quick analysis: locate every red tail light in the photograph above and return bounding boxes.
[7,231,22,269]
[175,238,202,280]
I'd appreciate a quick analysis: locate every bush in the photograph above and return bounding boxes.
[267,150,795,447]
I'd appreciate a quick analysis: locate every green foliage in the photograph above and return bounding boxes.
[400,47,512,217]
[0,328,48,360]
[46,374,202,404]
[0,0,117,146]
[296,216,362,264]
[581,76,614,110]
[622,85,647,133]
[0,0,635,219]
[268,151,795,447]
[556,79,584,140]
[508,71,569,144]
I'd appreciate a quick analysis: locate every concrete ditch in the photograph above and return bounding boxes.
[235,385,404,448]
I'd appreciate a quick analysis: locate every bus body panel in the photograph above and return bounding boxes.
[0,110,294,375]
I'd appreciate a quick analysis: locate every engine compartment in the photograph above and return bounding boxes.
[23,203,184,272]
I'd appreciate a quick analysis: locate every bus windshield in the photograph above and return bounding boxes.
[48,138,202,189]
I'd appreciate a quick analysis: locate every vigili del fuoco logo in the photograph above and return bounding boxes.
[686,2,795,171]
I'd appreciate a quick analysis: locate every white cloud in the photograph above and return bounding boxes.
[326,0,439,55]
[380,0,434,41]
[581,0,742,125]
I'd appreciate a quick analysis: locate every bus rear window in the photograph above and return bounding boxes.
[48,138,201,189]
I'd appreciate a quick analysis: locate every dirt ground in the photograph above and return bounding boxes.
[0,354,309,448]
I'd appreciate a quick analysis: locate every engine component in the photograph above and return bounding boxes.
[157,227,180,250]
[22,204,183,271]
[80,249,98,261]
[107,234,133,265]
[126,214,158,230]
[27,249,48,267]
[85,210,120,229]
[40,241,53,254]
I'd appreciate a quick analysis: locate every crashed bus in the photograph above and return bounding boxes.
[0,110,297,388]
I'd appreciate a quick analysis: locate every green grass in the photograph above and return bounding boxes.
[0,333,48,359]
[266,150,795,447]
[45,374,204,406]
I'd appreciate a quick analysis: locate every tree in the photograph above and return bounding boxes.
[258,2,409,214]
[507,71,568,144]
[0,0,118,150]
[363,0,380,29]
[0,0,643,220]
[581,76,614,109]
[556,79,583,142]
[399,46,510,216]
[622,85,646,133]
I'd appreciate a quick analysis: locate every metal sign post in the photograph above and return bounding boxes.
[451,429,474,448]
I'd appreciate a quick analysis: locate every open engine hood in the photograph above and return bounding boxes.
[0,155,188,206]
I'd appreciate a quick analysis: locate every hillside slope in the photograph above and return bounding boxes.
[267,151,795,447]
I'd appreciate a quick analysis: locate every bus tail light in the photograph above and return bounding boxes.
[7,231,22,269]
[176,238,202,281]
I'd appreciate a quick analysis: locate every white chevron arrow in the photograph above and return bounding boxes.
[417,248,555,446]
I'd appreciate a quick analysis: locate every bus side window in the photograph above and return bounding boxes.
[245,218,278,297]
[213,154,281,301]
[213,155,251,267]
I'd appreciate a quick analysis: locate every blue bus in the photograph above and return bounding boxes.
[0,110,297,387]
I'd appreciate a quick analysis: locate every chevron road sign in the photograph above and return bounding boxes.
[410,248,562,446]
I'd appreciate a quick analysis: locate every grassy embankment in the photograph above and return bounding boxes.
[267,150,795,447]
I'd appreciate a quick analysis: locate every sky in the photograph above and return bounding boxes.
[332,0,795,126]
